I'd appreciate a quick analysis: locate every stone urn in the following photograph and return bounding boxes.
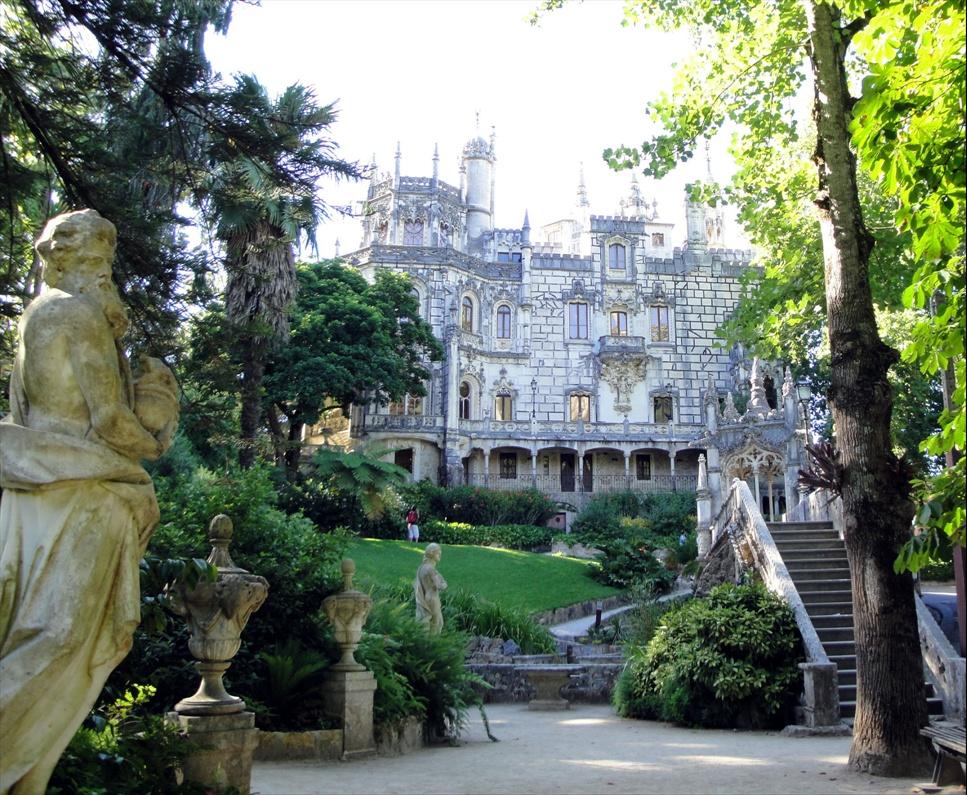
[322,559,372,672]
[171,514,269,715]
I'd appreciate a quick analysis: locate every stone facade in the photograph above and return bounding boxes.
[337,132,804,514]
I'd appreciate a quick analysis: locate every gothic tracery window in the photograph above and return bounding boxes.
[496,305,512,339]
[461,297,474,331]
[459,381,471,419]
[569,393,591,422]
[403,220,423,246]
[654,396,674,423]
[494,393,513,421]
[650,305,670,342]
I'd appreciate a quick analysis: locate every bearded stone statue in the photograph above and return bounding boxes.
[0,210,178,794]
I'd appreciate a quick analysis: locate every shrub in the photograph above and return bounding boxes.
[106,464,348,713]
[356,600,489,739]
[613,583,803,729]
[443,590,557,653]
[250,639,336,731]
[570,491,696,550]
[588,539,677,595]
[48,685,209,795]
[401,483,557,527]
[421,519,554,550]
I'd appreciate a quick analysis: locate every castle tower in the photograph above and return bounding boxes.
[462,117,495,242]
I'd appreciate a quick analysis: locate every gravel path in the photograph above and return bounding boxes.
[251,703,949,795]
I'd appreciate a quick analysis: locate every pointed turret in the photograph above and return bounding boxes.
[431,143,439,186]
[576,163,589,208]
[462,116,495,242]
[393,141,401,186]
[522,209,531,246]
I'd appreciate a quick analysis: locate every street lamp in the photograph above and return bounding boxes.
[795,382,812,446]
[530,378,538,419]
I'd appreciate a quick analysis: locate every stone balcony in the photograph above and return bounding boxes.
[596,335,649,357]
[359,414,700,445]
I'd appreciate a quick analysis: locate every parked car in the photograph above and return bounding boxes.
[921,591,961,652]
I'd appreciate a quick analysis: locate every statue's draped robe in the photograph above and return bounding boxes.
[0,353,159,794]
[414,562,447,633]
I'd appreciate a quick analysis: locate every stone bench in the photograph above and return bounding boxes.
[518,664,585,711]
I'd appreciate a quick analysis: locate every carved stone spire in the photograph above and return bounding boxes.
[576,162,589,208]
[432,142,439,182]
[745,357,771,419]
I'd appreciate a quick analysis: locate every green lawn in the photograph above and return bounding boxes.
[347,539,622,614]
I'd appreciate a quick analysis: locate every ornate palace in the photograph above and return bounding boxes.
[334,129,806,518]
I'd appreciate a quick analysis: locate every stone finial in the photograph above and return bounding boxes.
[323,558,373,672]
[394,141,401,182]
[522,210,531,246]
[432,143,439,182]
[723,391,740,422]
[745,357,771,419]
[782,366,795,399]
[576,162,589,208]
[172,515,269,716]
[697,454,709,492]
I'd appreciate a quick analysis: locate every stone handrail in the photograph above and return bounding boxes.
[713,479,829,665]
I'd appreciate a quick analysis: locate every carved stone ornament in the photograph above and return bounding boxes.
[170,515,269,716]
[322,559,373,672]
[600,356,647,414]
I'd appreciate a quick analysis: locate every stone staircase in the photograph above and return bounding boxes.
[768,520,943,719]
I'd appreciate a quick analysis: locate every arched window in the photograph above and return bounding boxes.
[496,305,512,339]
[459,381,471,419]
[569,393,591,421]
[608,243,626,270]
[494,393,513,421]
[764,376,778,409]
[403,220,423,246]
[609,310,628,336]
[654,396,674,423]
[461,297,474,331]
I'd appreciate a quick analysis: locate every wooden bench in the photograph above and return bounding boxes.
[920,722,966,786]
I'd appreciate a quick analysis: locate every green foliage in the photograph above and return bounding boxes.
[277,471,401,538]
[401,482,558,527]
[589,539,677,595]
[107,464,347,712]
[622,590,682,649]
[614,584,803,729]
[48,685,210,795]
[251,640,335,731]
[422,520,554,550]
[311,447,410,519]
[348,539,621,615]
[357,600,489,739]
[263,262,442,473]
[570,491,695,548]
[442,590,557,653]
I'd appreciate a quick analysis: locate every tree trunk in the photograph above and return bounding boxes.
[284,419,304,481]
[803,0,929,775]
[238,334,266,469]
[265,404,286,469]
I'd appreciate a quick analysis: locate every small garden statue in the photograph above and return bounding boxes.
[0,210,178,794]
[415,543,448,633]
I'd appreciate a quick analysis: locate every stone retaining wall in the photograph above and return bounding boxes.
[254,729,343,761]
[532,595,629,626]
[254,716,425,762]
[469,663,622,704]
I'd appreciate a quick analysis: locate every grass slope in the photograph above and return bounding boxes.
[348,539,621,614]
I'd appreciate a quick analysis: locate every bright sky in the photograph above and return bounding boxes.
[205,0,740,258]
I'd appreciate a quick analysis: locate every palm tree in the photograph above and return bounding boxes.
[204,76,362,467]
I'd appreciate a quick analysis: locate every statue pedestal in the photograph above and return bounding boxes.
[168,711,259,794]
[322,669,378,759]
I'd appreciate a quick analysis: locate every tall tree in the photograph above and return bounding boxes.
[200,78,363,468]
[535,0,963,774]
[263,262,442,478]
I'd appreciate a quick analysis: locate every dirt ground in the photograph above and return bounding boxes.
[251,703,962,795]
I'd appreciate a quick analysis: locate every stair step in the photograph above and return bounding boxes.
[773,540,846,553]
[823,640,856,656]
[805,604,855,618]
[811,614,854,628]
[791,577,852,591]
[768,521,835,531]
[799,589,854,604]
[829,654,858,670]
[837,669,856,686]
[786,562,850,575]
[770,530,841,542]
[816,627,854,642]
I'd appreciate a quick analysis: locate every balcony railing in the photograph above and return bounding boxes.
[466,472,697,495]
